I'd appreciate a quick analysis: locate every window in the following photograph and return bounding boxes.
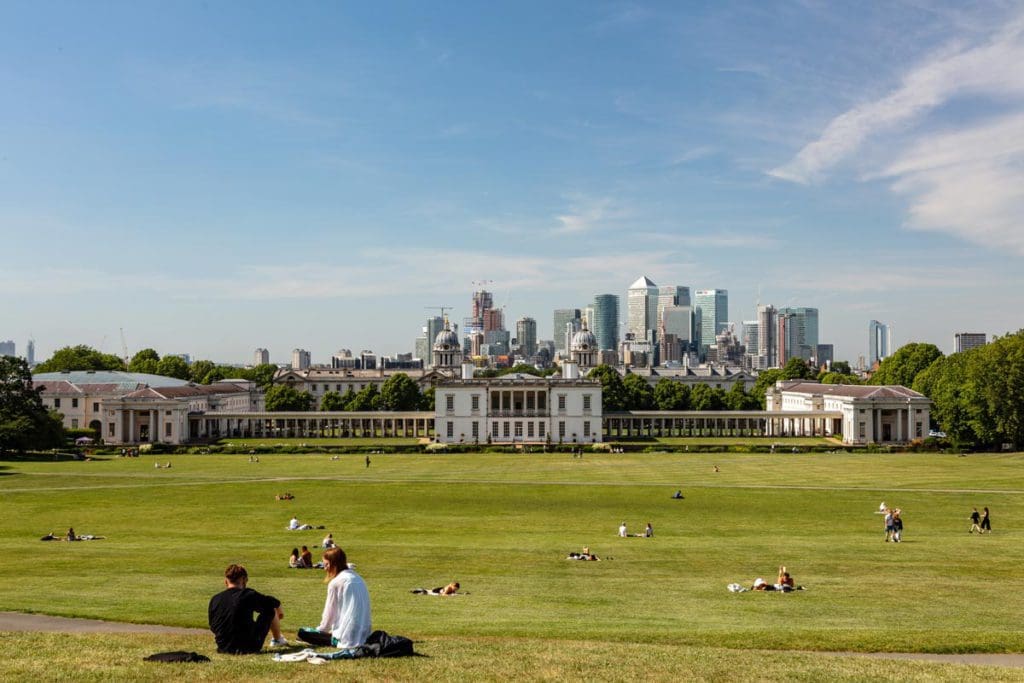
[108,423,115,437]
[446,394,455,412]
[503,422,510,438]
[583,395,591,411]
[492,422,500,437]
[584,421,591,437]
[559,421,566,438]
[472,422,479,439]
[71,419,78,429]
[515,422,523,437]
[71,398,79,408]
[92,402,99,412]
[446,422,454,438]
[539,422,545,438]
[166,410,172,416]
[166,422,172,437]
[471,395,480,411]
[558,394,566,412]
[859,422,866,438]
[54,398,61,408]
[336,384,341,392]
[527,422,534,438]
[538,393,546,410]
[916,422,922,438]
[312,384,317,392]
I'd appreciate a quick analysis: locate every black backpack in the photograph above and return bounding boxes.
[143,651,211,663]
[359,630,415,657]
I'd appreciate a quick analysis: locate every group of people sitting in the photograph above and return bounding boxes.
[728,566,805,593]
[288,546,324,569]
[209,548,372,655]
[276,493,295,501]
[153,462,172,469]
[40,527,102,542]
[618,522,654,538]
[567,545,601,561]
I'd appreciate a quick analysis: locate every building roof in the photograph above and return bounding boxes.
[629,275,657,289]
[122,383,250,400]
[779,381,926,400]
[32,380,84,396]
[32,370,190,388]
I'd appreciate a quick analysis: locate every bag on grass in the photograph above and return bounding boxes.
[358,630,415,657]
[143,651,211,663]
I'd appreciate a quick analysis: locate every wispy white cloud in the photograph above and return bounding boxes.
[554,195,619,234]
[768,15,1024,184]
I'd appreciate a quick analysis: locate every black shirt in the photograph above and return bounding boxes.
[208,587,280,654]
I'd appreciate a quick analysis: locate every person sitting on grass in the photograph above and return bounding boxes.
[289,548,305,568]
[208,563,288,653]
[671,490,683,499]
[297,547,372,649]
[289,516,313,531]
[322,533,335,549]
[66,527,77,542]
[300,545,313,568]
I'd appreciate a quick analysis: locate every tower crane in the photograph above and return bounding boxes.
[120,328,129,369]
[424,306,453,324]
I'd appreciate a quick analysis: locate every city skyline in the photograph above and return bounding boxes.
[2,3,1022,364]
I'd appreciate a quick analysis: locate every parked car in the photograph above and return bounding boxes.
[929,429,947,438]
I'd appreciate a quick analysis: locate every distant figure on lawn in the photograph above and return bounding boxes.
[892,510,904,542]
[300,546,313,568]
[981,507,992,533]
[297,547,372,649]
[208,563,287,653]
[322,533,335,549]
[66,527,76,542]
[411,582,460,595]
[645,522,654,538]
[618,522,627,537]
[289,548,305,568]
[289,516,314,531]
[970,508,982,533]
[883,508,894,542]
[365,455,371,468]
[671,490,683,499]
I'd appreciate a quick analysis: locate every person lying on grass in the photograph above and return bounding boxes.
[297,547,372,649]
[411,582,460,595]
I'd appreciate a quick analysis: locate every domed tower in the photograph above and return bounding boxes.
[570,321,598,369]
[432,318,463,371]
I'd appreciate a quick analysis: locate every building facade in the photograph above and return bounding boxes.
[292,348,311,370]
[516,317,537,357]
[953,332,986,354]
[627,276,659,342]
[694,289,728,360]
[553,308,582,355]
[433,363,602,444]
[591,294,620,352]
[868,320,892,366]
[254,348,270,366]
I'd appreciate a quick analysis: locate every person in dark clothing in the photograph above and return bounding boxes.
[970,508,982,534]
[981,507,991,533]
[208,564,287,654]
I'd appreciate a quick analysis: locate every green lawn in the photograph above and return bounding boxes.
[2,452,1022,680]
[218,436,422,446]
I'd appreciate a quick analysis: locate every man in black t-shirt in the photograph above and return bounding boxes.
[208,564,287,654]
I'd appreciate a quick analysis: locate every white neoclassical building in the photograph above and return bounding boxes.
[434,362,602,445]
[766,380,931,444]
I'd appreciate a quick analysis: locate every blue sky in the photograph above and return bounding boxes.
[2,1,1022,365]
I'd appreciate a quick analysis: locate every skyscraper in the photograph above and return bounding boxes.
[868,320,892,366]
[778,307,819,362]
[694,289,728,359]
[742,320,759,367]
[627,276,659,341]
[292,348,311,370]
[26,339,34,366]
[254,348,270,366]
[592,294,620,352]
[516,317,537,357]
[953,332,986,354]
[755,304,777,369]
[553,309,582,354]
[0,340,14,357]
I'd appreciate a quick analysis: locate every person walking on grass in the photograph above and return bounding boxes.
[208,564,287,653]
[970,507,982,534]
[892,510,903,543]
[883,508,894,542]
[980,507,991,534]
[298,547,372,649]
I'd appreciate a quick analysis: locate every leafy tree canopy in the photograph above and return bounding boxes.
[819,372,862,385]
[155,356,190,380]
[1,357,65,454]
[380,373,422,411]
[622,373,654,410]
[588,365,626,412]
[264,385,314,411]
[128,349,160,372]
[33,345,125,373]
[869,343,943,387]
[654,379,690,411]
[319,390,348,412]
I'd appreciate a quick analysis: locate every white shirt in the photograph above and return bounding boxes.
[289,517,299,530]
[619,524,627,537]
[318,568,372,648]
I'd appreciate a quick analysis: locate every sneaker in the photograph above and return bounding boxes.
[270,637,289,647]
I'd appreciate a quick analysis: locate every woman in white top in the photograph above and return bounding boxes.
[298,547,372,648]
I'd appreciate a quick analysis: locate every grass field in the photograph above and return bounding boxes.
[2,451,1023,680]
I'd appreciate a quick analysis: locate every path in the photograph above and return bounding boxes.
[2,612,1024,669]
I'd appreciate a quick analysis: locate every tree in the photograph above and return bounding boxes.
[869,343,942,387]
[156,356,190,380]
[780,357,816,381]
[831,361,852,375]
[189,360,215,384]
[419,386,435,411]
[349,384,382,411]
[724,381,759,410]
[33,345,125,373]
[913,353,977,447]
[128,349,160,373]
[751,368,783,409]
[264,385,314,411]
[202,367,226,384]
[380,373,422,411]
[320,391,348,411]
[964,331,1024,450]
[819,372,861,385]
[588,365,626,412]
[249,363,279,389]
[654,379,690,410]
[690,384,725,411]
[622,373,654,410]
[0,357,65,454]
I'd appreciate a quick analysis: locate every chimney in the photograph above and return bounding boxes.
[562,361,579,379]
[461,362,475,380]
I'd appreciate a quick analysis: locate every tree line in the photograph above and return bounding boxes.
[265,374,433,412]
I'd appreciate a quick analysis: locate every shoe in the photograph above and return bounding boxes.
[270,637,289,647]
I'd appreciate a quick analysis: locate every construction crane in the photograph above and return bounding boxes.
[120,328,129,369]
[424,306,453,323]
